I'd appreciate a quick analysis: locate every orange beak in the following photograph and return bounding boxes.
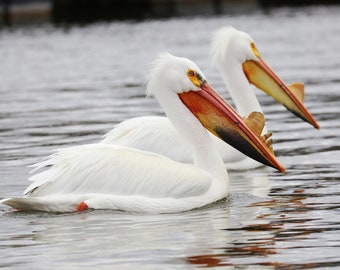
[179,82,285,173]
[243,58,320,129]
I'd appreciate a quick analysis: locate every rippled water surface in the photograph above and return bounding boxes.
[1,6,340,269]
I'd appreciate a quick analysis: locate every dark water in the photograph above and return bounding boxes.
[1,6,340,269]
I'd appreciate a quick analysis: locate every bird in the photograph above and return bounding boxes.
[0,53,284,213]
[101,27,319,170]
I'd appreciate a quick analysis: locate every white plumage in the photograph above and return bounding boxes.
[1,53,235,213]
[101,27,263,169]
[1,47,287,213]
[101,26,319,169]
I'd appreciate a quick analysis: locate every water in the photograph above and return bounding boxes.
[1,5,340,269]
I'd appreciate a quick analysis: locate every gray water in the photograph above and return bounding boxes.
[1,5,340,269]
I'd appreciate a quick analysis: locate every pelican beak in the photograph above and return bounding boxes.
[242,58,320,129]
[179,76,285,173]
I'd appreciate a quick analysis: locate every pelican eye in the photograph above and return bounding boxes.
[250,42,261,58]
[187,69,205,87]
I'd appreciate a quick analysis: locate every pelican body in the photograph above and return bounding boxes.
[102,27,319,169]
[1,53,283,213]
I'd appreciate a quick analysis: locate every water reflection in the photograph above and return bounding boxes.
[229,167,271,198]
[1,193,269,269]
[1,168,339,268]
[186,195,339,269]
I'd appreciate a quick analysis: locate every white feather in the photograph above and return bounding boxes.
[101,27,265,169]
[25,144,211,198]
[1,53,230,213]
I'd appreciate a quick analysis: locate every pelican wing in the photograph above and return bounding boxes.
[101,116,193,163]
[25,144,212,199]
[102,116,173,145]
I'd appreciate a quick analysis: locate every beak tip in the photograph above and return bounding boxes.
[273,162,285,174]
[279,166,286,174]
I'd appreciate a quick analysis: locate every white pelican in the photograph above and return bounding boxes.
[1,53,284,213]
[101,27,319,169]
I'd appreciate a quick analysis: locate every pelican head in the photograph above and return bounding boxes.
[211,26,320,129]
[147,53,285,173]
[147,52,206,96]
